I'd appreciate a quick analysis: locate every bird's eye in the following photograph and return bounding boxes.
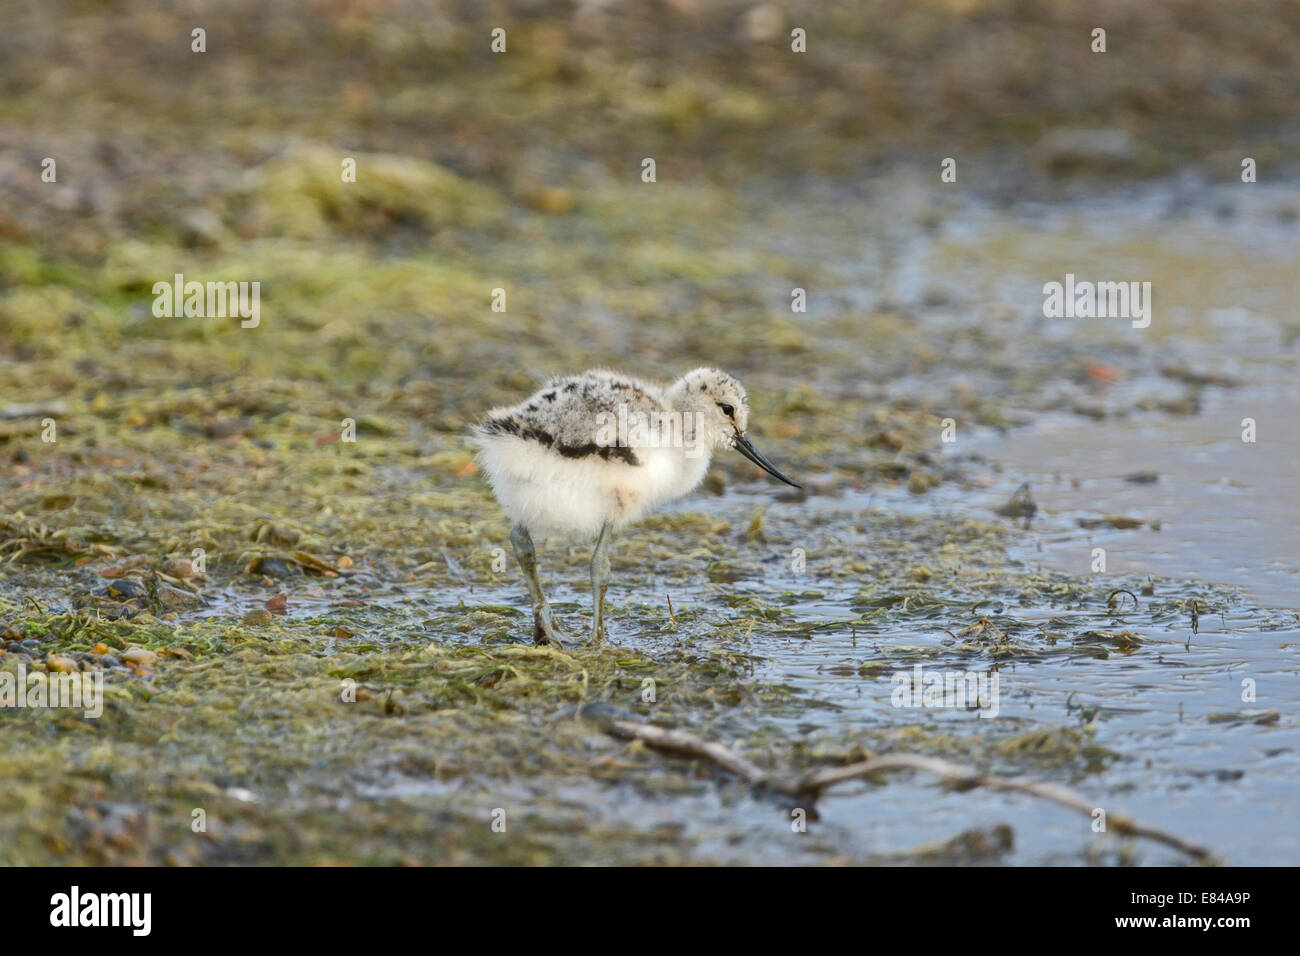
[718,403,735,418]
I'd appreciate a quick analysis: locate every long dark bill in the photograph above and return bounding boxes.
[732,433,802,488]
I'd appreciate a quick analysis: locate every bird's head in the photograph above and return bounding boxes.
[670,368,800,488]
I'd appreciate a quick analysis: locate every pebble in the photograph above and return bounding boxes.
[46,655,79,673]
[121,647,157,668]
[164,557,198,579]
[156,583,203,609]
[252,558,296,579]
[104,579,148,600]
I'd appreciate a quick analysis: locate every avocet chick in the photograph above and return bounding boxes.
[472,368,800,646]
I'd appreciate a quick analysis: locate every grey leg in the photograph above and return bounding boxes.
[510,523,564,647]
[589,522,613,645]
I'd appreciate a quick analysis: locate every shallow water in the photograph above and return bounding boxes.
[925,178,1300,610]
[715,487,1299,864]
[966,400,1299,609]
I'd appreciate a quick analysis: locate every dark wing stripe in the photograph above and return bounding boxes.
[558,443,639,465]
[480,416,639,466]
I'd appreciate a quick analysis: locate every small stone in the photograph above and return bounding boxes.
[249,558,296,579]
[156,583,202,610]
[121,647,157,668]
[46,655,79,673]
[242,609,274,626]
[164,557,198,579]
[104,579,148,600]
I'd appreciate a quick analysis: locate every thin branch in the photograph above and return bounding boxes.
[593,714,1215,864]
[789,753,1214,863]
[604,719,768,783]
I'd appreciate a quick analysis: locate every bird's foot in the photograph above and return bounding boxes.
[589,622,607,645]
[533,606,567,648]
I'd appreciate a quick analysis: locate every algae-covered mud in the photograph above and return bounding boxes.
[1,1,1298,866]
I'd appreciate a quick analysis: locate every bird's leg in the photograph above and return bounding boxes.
[510,523,564,647]
[589,522,613,645]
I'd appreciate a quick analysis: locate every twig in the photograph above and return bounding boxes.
[594,715,1214,863]
[789,753,1213,862]
[604,719,767,783]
